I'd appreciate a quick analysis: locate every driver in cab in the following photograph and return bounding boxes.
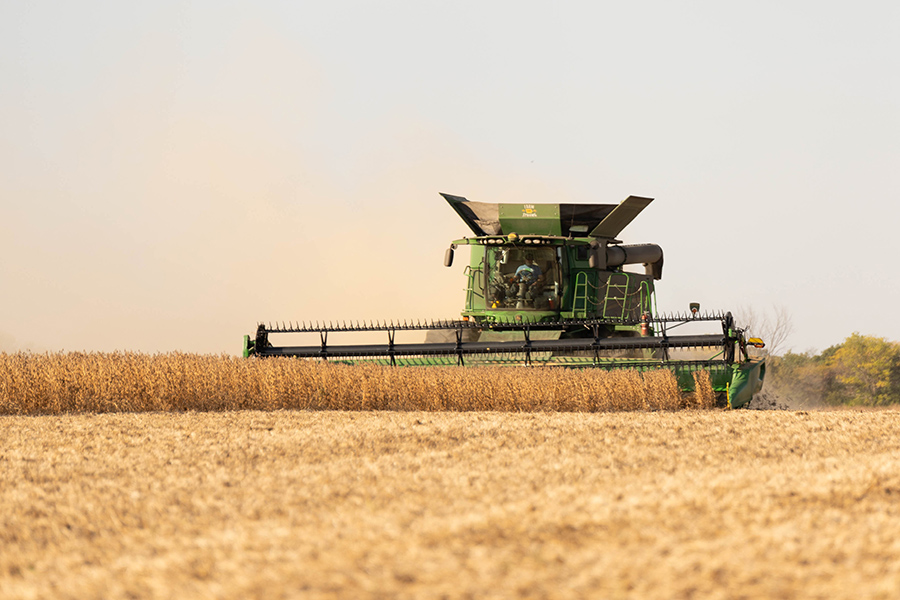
[515,254,544,288]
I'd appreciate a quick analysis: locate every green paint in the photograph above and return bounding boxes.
[498,203,562,236]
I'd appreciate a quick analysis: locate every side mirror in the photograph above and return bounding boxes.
[443,247,454,267]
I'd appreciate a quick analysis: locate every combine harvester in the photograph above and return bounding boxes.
[243,194,766,408]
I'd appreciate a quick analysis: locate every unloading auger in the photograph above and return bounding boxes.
[243,193,767,408]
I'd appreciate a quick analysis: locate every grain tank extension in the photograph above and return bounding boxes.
[243,193,766,408]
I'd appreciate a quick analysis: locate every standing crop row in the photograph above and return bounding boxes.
[0,352,716,415]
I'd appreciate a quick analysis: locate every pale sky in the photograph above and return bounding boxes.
[2,1,898,354]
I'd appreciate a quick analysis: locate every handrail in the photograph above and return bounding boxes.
[572,271,598,316]
[463,265,485,308]
[602,272,631,320]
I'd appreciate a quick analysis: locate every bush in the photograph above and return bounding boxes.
[769,334,900,406]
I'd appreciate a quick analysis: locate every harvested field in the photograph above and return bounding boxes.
[0,352,712,415]
[3,410,900,599]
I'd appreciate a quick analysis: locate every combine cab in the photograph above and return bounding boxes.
[243,194,766,408]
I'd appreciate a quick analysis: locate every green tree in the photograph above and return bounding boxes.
[824,333,900,406]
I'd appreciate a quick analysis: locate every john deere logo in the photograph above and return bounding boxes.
[522,205,537,217]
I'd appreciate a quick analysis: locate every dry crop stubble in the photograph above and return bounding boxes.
[2,410,900,599]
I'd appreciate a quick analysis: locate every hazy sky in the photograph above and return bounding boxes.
[2,1,898,354]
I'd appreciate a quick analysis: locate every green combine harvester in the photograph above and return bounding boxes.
[243,193,766,408]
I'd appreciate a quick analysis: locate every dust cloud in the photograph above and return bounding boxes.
[1,28,576,354]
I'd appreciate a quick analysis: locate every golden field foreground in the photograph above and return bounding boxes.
[3,410,900,599]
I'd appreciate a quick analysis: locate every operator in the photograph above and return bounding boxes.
[515,254,543,286]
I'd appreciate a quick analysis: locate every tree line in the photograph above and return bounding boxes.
[767,333,900,407]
